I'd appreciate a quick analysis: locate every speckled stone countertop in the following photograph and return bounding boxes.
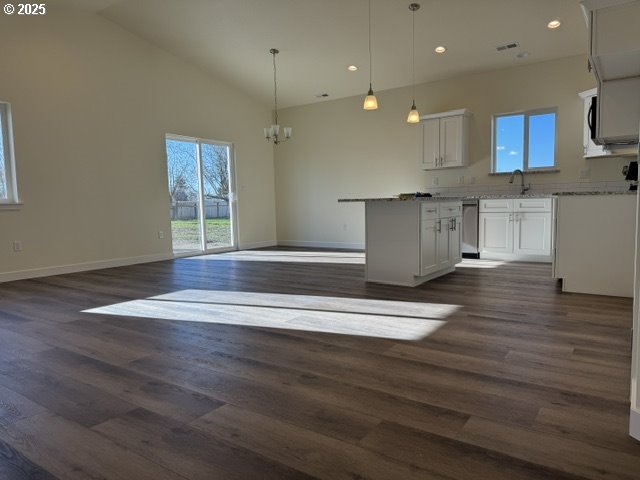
[553,191,636,196]
[339,191,636,202]
[338,196,464,203]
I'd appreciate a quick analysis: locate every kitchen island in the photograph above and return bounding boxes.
[339,197,463,286]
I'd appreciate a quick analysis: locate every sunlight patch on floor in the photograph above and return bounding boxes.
[184,250,365,264]
[84,290,459,341]
[457,259,506,269]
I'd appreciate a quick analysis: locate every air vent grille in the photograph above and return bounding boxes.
[496,42,520,52]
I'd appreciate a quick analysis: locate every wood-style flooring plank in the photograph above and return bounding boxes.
[191,404,440,480]
[93,407,316,480]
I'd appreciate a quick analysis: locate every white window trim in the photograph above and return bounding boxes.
[491,107,558,174]
[0,101,20,207]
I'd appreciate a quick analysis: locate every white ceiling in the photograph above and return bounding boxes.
[53,0,588,108]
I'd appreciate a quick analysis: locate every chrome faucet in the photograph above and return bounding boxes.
[509,169,531,195]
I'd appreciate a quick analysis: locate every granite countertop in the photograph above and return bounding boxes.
[338,191,636,203]
[553,191,637,196]
[338,196,464,203]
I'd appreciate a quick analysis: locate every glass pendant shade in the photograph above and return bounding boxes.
[363,87,378,110]
[407,101,420,123]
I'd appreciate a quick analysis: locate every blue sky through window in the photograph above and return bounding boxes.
[496,114,524,172]
[528,113,556,168]
[495,111,556,172]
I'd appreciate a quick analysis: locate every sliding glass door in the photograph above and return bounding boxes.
[165,135,236,255]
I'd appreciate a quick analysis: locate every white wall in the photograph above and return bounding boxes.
[0,7,277,278]
[274,55,630,247]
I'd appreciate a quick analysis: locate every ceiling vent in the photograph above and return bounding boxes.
[496,42,520,52]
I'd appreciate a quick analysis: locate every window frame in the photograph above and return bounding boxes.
[0,101,20,207]
[491,107,558,174]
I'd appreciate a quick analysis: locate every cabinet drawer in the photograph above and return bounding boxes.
[421,203,439,219]
[514,198,551,212]
[439,203,462,217]
[479,199,513,213]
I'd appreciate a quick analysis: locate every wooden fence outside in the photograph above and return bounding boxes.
[170,200,229,220]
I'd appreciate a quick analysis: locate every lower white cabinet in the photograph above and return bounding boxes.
[479,212,513,254]
[422,204,462,275]
[420,218,439,276]
[514,212,551,256]
[479,198,553,262]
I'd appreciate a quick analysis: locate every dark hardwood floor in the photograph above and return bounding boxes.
[0,248,638,479]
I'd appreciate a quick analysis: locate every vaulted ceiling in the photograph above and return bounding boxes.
[53,0,588,108]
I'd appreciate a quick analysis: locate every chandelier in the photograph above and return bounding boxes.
[264,48,292,145]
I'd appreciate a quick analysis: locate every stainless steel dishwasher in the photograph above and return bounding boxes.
[462,199,479,259]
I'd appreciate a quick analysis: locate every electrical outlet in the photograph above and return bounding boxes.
[158,230,164,239]
[457,176,464,185]
[13,240,22,252]
[432,177,439,186]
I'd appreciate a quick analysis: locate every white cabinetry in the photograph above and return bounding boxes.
[426,202,462,272]
[364,200,462,287]
[581,0,640,145]
[579,89,610,158]
[479,198,553,262]
[420,204,439,276]
[420,109,471,170]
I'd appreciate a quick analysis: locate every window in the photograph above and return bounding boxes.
[492,108,557,173]
[0,102,18,205]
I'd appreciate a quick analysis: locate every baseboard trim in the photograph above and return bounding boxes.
[278,240,365,250]
[631,408,640,441]
[0,252,174,283]
[238,240,278,250]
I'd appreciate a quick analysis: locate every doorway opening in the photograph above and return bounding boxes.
[165,135,237,255]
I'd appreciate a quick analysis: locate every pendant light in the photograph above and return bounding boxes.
[407,3,421,124]
[264,48,292,145]
[363,0,378,110]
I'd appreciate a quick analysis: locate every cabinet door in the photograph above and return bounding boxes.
[422,119,440,169]
[440,115,463,168]
[450,216,462,264]
[420,218,439,276]
[514,212,551,256]
[437,217,451,269]
[479,213,513,254]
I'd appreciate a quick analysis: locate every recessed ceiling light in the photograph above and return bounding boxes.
[315,93,330,98]
[547,19,561,29]
[434,46,447,54]
[347,65,358,71]
[516,51,530,59]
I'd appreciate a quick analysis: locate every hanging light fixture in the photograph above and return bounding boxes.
[264,48,292,145]
[407,3,421,124]
[363,0,378,110]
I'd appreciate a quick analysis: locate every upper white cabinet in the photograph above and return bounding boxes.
[580,0,640,145]
[420,109,471,170]
[581,0,640,81]
[578,89,610,158]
